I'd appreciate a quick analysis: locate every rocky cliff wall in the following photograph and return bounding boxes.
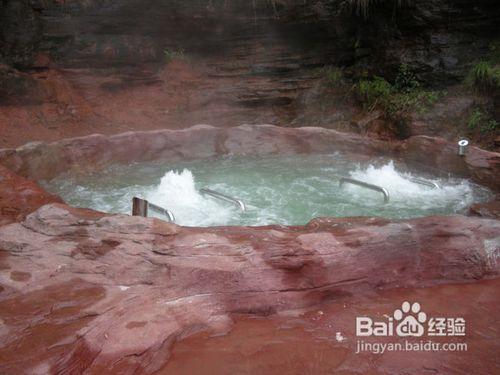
[0,0,498,147]
[2,1,498,79]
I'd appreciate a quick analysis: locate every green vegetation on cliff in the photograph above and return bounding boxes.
[468,108,498,133]
[163,48,186,64]
[466,40,500,93]
[355,64,440,117]
[467,61,500,92]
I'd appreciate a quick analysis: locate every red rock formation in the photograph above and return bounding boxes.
[400,135,500,191]
[469,195,500,219]
[0,164,62,226]
[163,279,500,375]
[0,203,498,373]
[1,125,498,190]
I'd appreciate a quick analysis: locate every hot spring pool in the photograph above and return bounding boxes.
[41,154,492,227]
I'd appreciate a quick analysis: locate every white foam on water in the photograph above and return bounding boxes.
[42,155,492,227]
[145,169,233,226]
[348,161,475,211]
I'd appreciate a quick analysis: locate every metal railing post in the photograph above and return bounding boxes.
[200,188,246,212]
[132,197,175,222]
[148,201,176,222]
[408,177,441,189]
[339,177,390,203]
[132,197,148,217]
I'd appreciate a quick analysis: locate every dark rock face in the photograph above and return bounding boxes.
[407,95,477,139]
[1,0,498,110]
[1,0,349,111]
[3,1,497,75]
[0,0,42,67]
[355,0,500,84]
[3,1,351,69]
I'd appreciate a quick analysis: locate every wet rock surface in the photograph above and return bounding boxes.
[0,164,62,226]
[0,125,391,180]
[407,95,477,139]
[162,279,500,375]
[469,195,500,219]
[1,125,499,191]
[0,203,499,374]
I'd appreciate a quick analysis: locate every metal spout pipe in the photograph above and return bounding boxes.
[458,139,469,156]
[132,197,175,222]
[339,177,390,203]
[200,188,246,212]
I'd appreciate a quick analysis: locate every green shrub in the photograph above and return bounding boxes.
[385,90,439,116]
[395,64,420,93]
[164,48,186,64]
[357,76,393,108]
[356,72,440,117]
[467,61,500,92]
[353,69,441,137]
[467,108,484,130]
[467,108,498,133]
[484,119,499,132]
[322,67,344,87]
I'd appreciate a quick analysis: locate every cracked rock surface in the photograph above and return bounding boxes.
[0,203,499,373]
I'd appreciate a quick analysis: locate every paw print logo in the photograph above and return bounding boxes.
[394,301,427,337]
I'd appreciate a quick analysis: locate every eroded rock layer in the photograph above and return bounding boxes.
[0,164,62,226]
[1,125,499,190]
[0,203,499,373]
[3,0,498,84]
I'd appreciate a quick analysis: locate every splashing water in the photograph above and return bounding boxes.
[145,169,232,226]
[347,161,476,212]
[42,154,492,227]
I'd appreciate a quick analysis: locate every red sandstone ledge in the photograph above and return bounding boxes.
[0,203,498,373]
[0,164,63,226]
[0,125,499,190]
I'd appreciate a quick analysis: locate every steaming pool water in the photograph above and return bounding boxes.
[41,154,492,227]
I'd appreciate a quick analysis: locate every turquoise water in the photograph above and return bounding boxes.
[41,154,492,227]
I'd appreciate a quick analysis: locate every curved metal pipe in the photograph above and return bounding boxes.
[200,188,246,212]
[339,177,390,204]
[132,197,175,223]
[409,177,441,189]
[148,201,176,222]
